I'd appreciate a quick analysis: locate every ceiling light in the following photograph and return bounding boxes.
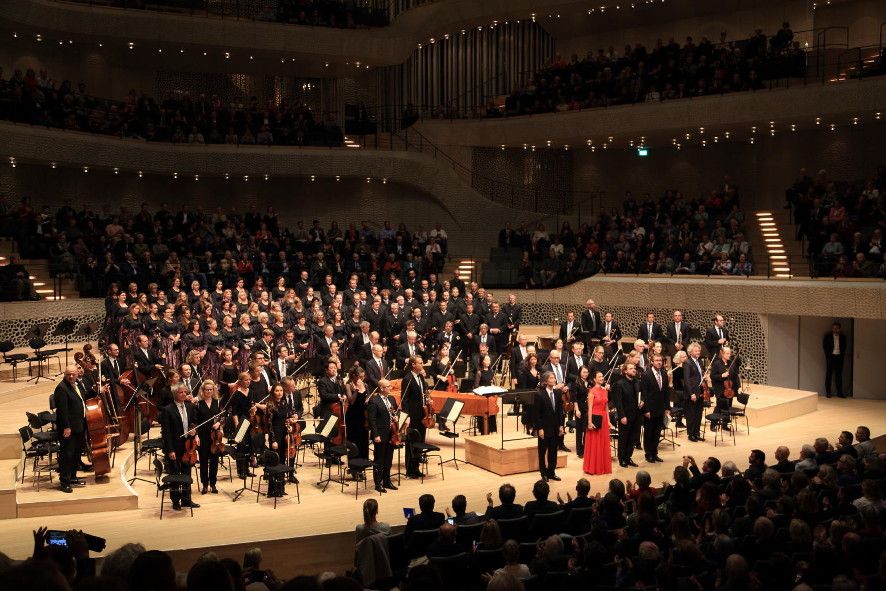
[264,174,269,181]
[224,173,230,180]
[852,117,859,125]
[335,175,340,181]
[113,167,119,175]
[50,161,57,169]
[194,174,199,181]
[128,42,134,49]
[243,175,249,181]
[310,175,316,181]
[138,171,143,178]
[815,117,821,125]
[82,166,89,173]
[724,132,730,139]
[173,172,178,179]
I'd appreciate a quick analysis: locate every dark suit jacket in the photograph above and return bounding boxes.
[637,322,664,342]
[317,376,344,415]
[364,356,389,391]
[132,347,161,369]
[524,499,560,519]
[565,354,589,384]
[559,320,580,342]
[485,503,524,520]
[664,322,692,347]
[600,321,622,343]
[640,367,670,416]
[100,357,126,385]
[472,334,497,353]
[405,511,446,540]
[704,326,730,358]
[314,337,335,359]
[53,380,86,434]
[400,372,427,423]
[532,387,564,435]
[683,357,704,397]
[580,309,601,336]
[541,361,567,385]
[160,401,197,455]
[612,377,640,421]
[822,333,847,356]
[366,394,397,441]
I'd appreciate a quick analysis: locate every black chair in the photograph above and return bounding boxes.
[455,521,484,546]
[18,426,57,490]
[405,528,439,559]
[528,510,565,540]
[407,428,443,483]
[429,552,471,591]
[387,531,408,572]
[563,506,595,535]
[0,341,27,382]
[473,547,504,574]
[518,541,537,564]
[139,437,164,474]
[26,338,59,383]
[728,392,750,434]
[702,412,735,446]
[152,458,193,519]
[345,441,375,498]
[496,515,529,542]
[257,450,298,508]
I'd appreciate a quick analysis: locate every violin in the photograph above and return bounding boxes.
[249,394,271,434]
[210,408,228,455]
[561,387,575,414]
[701,363,712,402]
[286,409,301,460]
[722,350,740,399]
[182,427,199,465]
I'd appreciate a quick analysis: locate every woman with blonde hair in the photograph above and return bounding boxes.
[195,379,221,494]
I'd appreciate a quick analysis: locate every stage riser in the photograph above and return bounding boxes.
[16,494,138,518]
[743,385,818,428]
[0,458,22,519]
[464,435,568,476]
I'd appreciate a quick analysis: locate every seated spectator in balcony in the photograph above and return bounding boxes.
[0,256,37,300]
[188,126,205,145]
[851,252,876,277]
[711,252,732,275]
[732,253,752,276]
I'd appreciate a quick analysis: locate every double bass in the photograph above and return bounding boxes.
[74,348,113,478]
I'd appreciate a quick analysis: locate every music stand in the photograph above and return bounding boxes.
[231,418,260,502]
[125,377,158,486]
[499,390,537,449]
[52,319,77,375]
[26,324,53,384]
[438,398,465,469]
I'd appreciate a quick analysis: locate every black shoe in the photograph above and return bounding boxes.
[541,475,548,482]
[201,486,208,495]
[548,474,561,481]
[627,460,638,467]
[211,486,219,494]
[59,484,73,493]
[172,502,182,511]
[406,472,422,479]
[383,482,398,491]
[558,445,571,452]
[375,485,386,493]
[653,456,664,463]
[619,461,628,468]
[71,479,86,487]
[688,435,698,442]
[183,500,200,508]
[288,476,298,484]
[78,464,94,472]
[645,456,655,463]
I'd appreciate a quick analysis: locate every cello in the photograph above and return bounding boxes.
[84,397,112,478]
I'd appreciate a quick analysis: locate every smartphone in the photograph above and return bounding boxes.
[47,530,68,547]
[446,517,455,525]
[403,507,415,519]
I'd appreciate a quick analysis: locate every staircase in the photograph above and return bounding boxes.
[748,210,808,278]
[0,239,79,300]
[829,47,883,82]
[441,258,478,285]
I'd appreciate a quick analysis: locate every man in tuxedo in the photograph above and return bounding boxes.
[580,299,601,349]
[437,320,461,357]
[364,298,384,334]
[274,345,295,382]
[53,366,87,493]
[559,311,580,343]
[640,354,670,463]
[397,331,425,365]
[317,361,344,419]
[459,302,481,352]
[160,383,200,510]
[638,312,664,344]
[366,378,400,493]
[682,343,705,442]
[510,334,530,381]
[401,356,429,479]
[533,372,565,481]
[314,324,336,359]
[473,323,497,355]
[382,302,406,351]
[613,362,641,468]
[703,315,730,359]
[350,321,373,361]
[503,293,522,335]
[664,310,691,355]
[131,334,163,376]
[486,302,509,353]
[253,330,275,361]
[542,349,570,452]
[600,312,622,357]
[364,344,389,393]
[565,341,588,384]
[823,321,847,398]
[100,343,129,389]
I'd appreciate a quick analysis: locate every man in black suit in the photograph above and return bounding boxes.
[458,302,481,350]
[100,343,128,388]
[366,379,400,493]
[273,345,295,382]
[559,311,580,343]
[663,310,691,355]
[314,324,336,359]
[437,321,461,357]
[350,321,373,361]
[637,312,664,344]
[53,366,87,493]
[600,312,622,357]
[533,371,565,482]
[316,361,344,419]
[401,355,429,479]
[613,362,641,468]
[640,354,670,463]
[364,344,388,392]
[510,334,530,381]
[486,302,509,354]
[703,315,730,359]
[580,299,601,349]
[823,321,847,398]
[160,383,200,510]
[484,483,524,520]
[565,341,588,384]
[397,331,426,367]
[473,323,497,355]
[542,350,571,452]
[682,342,706,442]
[524,479,559,518]
[404,494,446,541]
[503,294,522,338]
[131,334,163,376]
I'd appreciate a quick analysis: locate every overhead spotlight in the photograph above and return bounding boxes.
[852,117,859,125]
[685,133,691,139]
[382,178,387,184]
[264,174,269,181]
[325,62,329,67]
[249,55,253,60]
[815,117,821,125]
[629,140,634,147]
[586,139,592,146]
[82,166,89,173]
[751,126,756,133]
[713,136,719,143]
[699,127,704,134]
[563,145,569,150]
[194,174,199,181]
[335,175,341,181]
[203,51,207,56]
[876,112,881,120]
[829,123,836,131]
[365,177,371,183]
[724,131,730,139]
[749,137,755,144]
[180,49,184,53]
[244,175,249,182]
[310,175,316,181]
[12,32,17,38]
[128,42,134,49]
[173,172,178,179]
[50,161,57,169]
[224,173,230,180]
[36,34,42,42]
[770,129,775,136]
[113,167,119,175]
[98,42,102,47]
[701,140,707,147]
[138,170,143,178]
[158,48,162,53]
[545,140,552,146]
[791,124,796,131]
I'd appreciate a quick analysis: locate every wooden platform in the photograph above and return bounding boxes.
[464,433,568,476]
[741,384,818,427]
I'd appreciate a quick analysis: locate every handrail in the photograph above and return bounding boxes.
[836,48,863,81]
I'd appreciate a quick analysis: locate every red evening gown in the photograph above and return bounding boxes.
[583,385,612,475]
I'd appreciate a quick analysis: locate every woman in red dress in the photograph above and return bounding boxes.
[583,369,612,475]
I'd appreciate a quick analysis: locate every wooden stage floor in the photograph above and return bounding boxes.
[0,378,884,579]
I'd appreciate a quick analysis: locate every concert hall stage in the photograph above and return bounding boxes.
[0,378,882,580]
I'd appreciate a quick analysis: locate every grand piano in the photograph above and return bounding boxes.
[389,378,499,434]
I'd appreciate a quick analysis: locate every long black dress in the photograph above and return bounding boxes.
[345,382,370,461]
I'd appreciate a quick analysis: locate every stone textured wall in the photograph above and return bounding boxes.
[0,299,104,348]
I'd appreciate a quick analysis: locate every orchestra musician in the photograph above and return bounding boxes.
[569,366,592,459]
[473,354,498,433]
[565,341,588,385]
[280,376,302,481]
[541,349,570,453]
[473,324,497,355]
[589,345,608,378]
[344,365,370,463]
[559,311,580,343]
[486,302,509,353]
[53,366,88,493]
[364,344,389,393]
[160,383,200,510]
[194,380,221,494]
[366,378,401,493]
[664,310,691,355]
[265,383,290,497]
[459,302,481,354]
[600,312,622,357]
[613,362,641,468]
[640,354,670,463]
[533,371,564,482]
[397,331,426,365]
[502,293,522,338]
[132,334,163,376]
[229,371,258,478]
[580,299,601,349]
[704,315,730,359]
[401,355,429,479]
[710,346,741,425]
[351,321,373,361]
[637,312,664,344]
[100,343,128,388]
[682,343,706,442]
[430,343,453,391]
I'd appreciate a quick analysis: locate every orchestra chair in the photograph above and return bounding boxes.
[429,552,471,591]
[18,426,57,490]
[152,459,193,519]
[0,341,28,382]
[727,392,750,435]
[701,412,735,447]
[344,442,375,499]
[26,338,60,383]
[139,437,164,474]
[257,450,298,508]
[406,428,443,483]
[528,510,565,540]
[660,417,678,451]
